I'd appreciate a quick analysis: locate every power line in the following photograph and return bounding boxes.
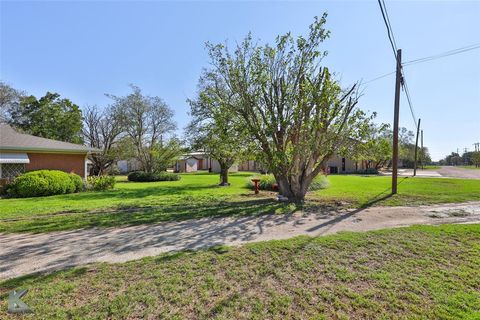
[381,0,399,52]
[365,43,480,84]
[377,0,418,129]
[363,71,396,84]
[403,43,480,66]
[401,79,418,129]
[377,0,397,58]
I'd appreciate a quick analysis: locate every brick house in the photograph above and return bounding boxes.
[0,123,99,183]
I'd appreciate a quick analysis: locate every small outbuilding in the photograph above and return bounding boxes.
[175,152,239,173]
[0,123,99,183]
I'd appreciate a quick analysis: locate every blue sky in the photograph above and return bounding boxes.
[1,1,479,160]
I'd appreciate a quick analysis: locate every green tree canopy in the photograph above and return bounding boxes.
[202,14,374,201]
[9,92,83,143]
[187,75,252,186]
[109,85,177,173]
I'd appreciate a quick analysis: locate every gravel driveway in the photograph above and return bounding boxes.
[1,201,479,280]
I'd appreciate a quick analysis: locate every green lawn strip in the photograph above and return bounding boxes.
[0,197,296,233]
[1,224,479,319]
[313,176,480,208]
[1,174,480,234]
[0,172,256,220]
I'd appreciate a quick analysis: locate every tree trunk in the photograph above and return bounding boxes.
[275,174,293,198]
[219,164,230,186]
[275,173,309,203]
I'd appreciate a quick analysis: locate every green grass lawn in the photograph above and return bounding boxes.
[0,173,479,234]
[312,175,480,207]
[1,223,479,319]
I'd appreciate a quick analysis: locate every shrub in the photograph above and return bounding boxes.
[247,174,277,191]
[127,171,181,182]
[107,165,120,176]
[87,175,116,191]
[248,174,330,192]
[356,168,379,175]
[308,175,330,191]
[69,173,85,192]
[7,170,80,198]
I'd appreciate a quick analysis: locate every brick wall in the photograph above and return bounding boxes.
[26,153,87,177]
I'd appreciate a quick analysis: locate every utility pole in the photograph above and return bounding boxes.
[421,130,424,169]
[392,49,402,194]
[474,142,480,152]
[413,118,421,176]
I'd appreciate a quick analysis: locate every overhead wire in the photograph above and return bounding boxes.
[377,0,418,129]
[365,43,480,84]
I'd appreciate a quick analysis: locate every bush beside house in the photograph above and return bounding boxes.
[7,170,84,198]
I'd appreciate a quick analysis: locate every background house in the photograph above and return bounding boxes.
[325,155,366,173]
[175,151,366,174]
[117,158,143,174]
[0,124,99,183]
[175,152,239,173]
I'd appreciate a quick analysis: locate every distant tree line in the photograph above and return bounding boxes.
[438,151,480,167]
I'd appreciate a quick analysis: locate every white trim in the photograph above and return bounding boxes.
[84,155,88,179]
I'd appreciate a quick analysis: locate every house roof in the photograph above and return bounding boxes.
[177,151,208,161]
[0,123,100,153]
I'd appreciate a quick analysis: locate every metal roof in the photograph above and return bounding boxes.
[0,123,100,153]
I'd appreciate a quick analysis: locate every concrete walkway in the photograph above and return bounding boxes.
[1,201,479,280]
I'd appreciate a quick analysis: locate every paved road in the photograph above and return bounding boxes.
[1,201,479,280]
[437,166,480,179]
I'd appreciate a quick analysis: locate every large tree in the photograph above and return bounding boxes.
[0,81,25,122]
[9,92,83,143]
[471,152,480,168]
[109,85,177,173]
[354,123,391,170]
[82,105,125,175]
[202,14,373,201]
[187,76,252,186]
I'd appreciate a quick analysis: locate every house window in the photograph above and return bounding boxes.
[1,163,26,179]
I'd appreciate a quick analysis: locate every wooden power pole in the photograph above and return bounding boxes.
[392,49,402,194]
[421,130,424,169]
[413,118,421,176]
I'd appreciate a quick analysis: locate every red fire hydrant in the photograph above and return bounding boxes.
[251,178,260,194]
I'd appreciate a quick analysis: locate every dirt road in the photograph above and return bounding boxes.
[437,166,480,179]
[1,201,479,280]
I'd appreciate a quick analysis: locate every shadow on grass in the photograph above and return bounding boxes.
[306,177,410,234]
[357,176,409,208]
[0,197,297,234]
